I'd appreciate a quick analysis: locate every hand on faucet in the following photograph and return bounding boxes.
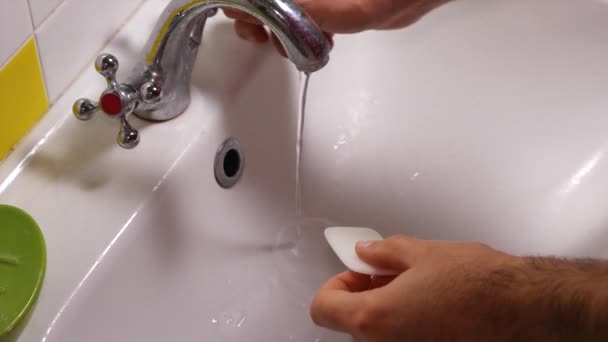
[225,0,451,54]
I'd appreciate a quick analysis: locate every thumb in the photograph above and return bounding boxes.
[355,236,423,271]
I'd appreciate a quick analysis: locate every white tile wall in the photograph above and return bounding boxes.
[36,0,145,102]
[0,0,33,67]
[2,0,146,103]
[28,0,65,28]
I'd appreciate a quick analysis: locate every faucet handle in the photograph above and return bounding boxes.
[73,53,143,149]
[140,81,162,104]
[95,53,119,86]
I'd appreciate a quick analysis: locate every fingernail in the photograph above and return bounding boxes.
[356,240,376,248]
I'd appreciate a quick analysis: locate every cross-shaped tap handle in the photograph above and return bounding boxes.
[72,54,162,149]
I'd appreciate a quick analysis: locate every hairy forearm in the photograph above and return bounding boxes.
[518,257,608,341]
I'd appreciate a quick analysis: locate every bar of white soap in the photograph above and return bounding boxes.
[324,227,400,276]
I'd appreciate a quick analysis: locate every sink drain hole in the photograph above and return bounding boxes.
[215,138,244,188]
[223,149,240,178]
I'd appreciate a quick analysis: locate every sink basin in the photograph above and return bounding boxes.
[1,0,608,341]
[303,0,608,258]
[37,16,345,340]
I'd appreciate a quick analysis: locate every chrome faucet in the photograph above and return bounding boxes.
[73,0,331,149]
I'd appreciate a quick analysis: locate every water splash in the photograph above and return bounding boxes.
[410,172,421,181]
[209,311,248,329]
[271,217,343,300]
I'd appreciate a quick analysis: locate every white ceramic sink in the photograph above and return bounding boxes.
[1,0,608,341]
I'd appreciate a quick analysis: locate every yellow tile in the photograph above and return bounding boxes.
[0,38,49,160]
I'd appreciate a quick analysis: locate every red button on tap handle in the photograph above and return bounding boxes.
[100,92,123,116]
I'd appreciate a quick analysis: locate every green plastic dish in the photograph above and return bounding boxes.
[0,205,46,342]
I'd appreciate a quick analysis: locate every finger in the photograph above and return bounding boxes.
[234,20,269,43]
[377,0,448,30]
[369,275,397,289]
[310,271,371,332]
[322,271,372,294]
[223,8,260,25]
[356,235,423,271]
[376,13,421,30]
[296,0,379,33]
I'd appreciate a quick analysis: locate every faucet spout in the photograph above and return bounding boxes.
[132,0,331,121]
[149,0,330,72]
[72,0,330,147]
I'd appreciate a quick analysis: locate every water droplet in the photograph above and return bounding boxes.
[236,316,246,328]
[332,134,348,151]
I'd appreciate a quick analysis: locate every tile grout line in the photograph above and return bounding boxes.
[32,38,51,108]
[0,0,36,71]
[31,0,70,106]
[48,0,149,103]
[25,0,52,107]
[24,0,35,30]
[32,0,68,30]
[0,39,30,71]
